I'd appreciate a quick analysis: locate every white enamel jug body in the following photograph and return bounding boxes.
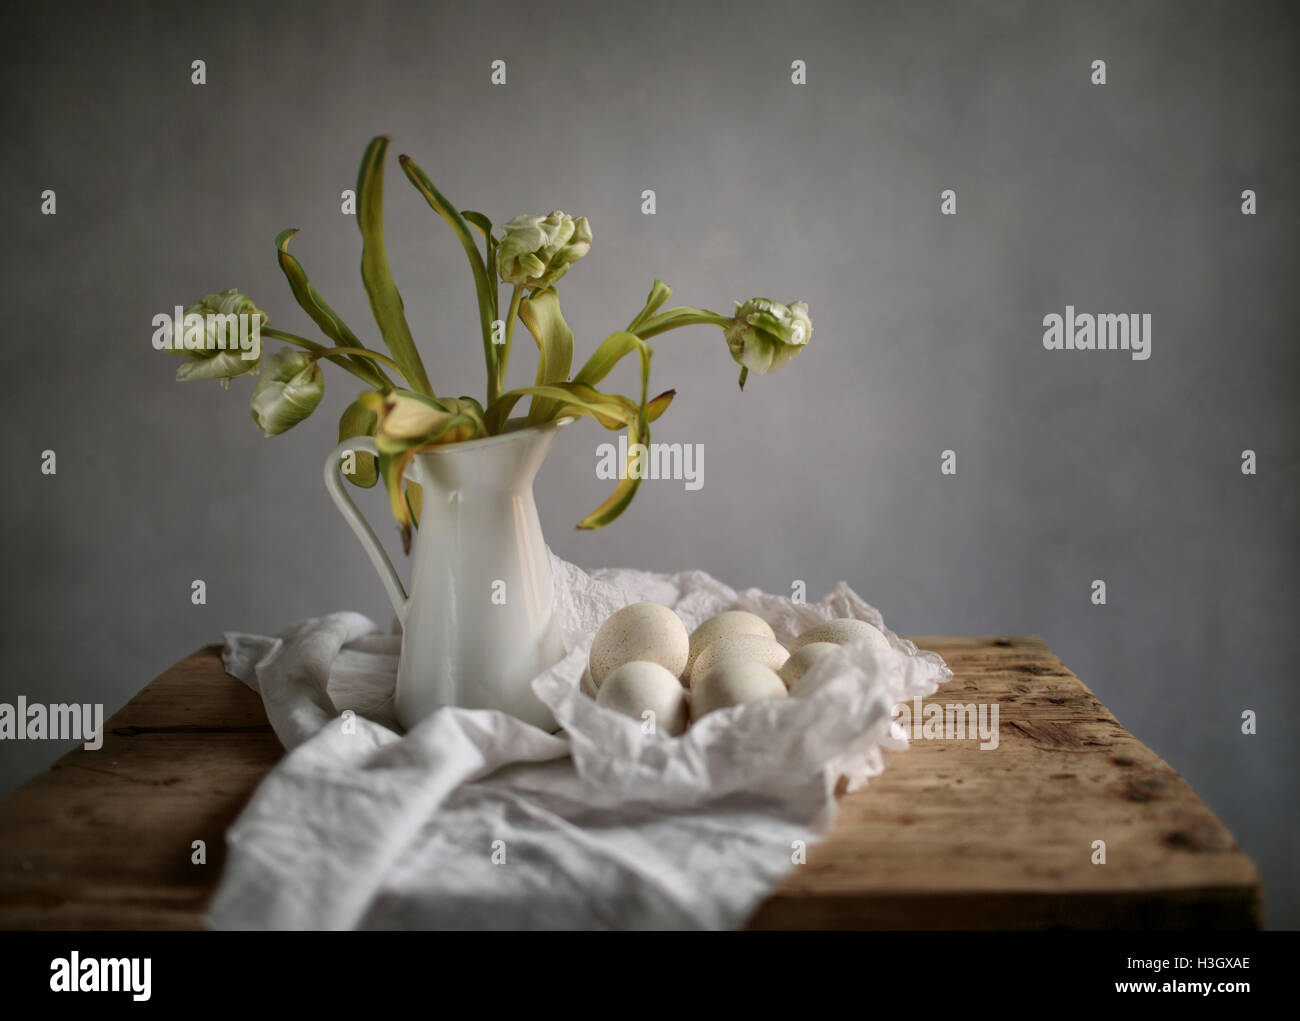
[325,420,568,731]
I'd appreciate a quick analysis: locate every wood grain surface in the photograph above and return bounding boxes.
[0,636,1261,929]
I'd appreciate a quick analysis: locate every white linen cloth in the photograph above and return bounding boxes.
[209,554,950,930]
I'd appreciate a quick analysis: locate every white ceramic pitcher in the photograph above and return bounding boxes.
[324,419,570,732]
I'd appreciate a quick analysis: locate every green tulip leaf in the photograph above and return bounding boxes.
[572,330,654,391]
[519,288,574,425]
[483,378,661,531]
[485,381,640,434]
[274,229,390,389]
[357,137,434,396]
[337,397,379,488]
[461,209,499,317]
[406,480,423,529]
[633,304,723,339]
[449,395,488,436]
[462,210,493,237]
[626,279,673,333]
[576,405,651,531]
[645,388,676,422]
[398,156,499,386]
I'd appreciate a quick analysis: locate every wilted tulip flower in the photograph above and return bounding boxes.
[249,350,324,436]
[723,298,812,379]
[174,289,267,384]
[370,390,479,444]
[496,211,592,288]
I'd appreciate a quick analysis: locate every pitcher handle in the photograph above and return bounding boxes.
[324,436,409,624]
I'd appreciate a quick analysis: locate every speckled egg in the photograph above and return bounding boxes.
[688,634,790,689]
[692,658,789,719]
[778,641,840,690]
[589,602,690,688]
[789,618,890,654]
[596,660,689,736]
[685,611,775,676]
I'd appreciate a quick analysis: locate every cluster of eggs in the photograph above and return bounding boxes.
[588,603,891,735]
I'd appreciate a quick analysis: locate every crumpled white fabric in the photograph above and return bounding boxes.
[209,554,951,930]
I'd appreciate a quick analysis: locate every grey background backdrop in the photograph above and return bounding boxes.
[2,0,1296,927]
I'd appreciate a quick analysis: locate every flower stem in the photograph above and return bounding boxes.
[262,327,390,389]
[491,284,525,408]
[633,310,732,340]
[309,346,405,375]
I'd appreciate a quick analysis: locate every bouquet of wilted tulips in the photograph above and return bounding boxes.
[168,136,812,551]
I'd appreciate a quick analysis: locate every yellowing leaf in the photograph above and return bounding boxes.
[520,288,574,425]
[358,137,433,396]
[338,397,379,488]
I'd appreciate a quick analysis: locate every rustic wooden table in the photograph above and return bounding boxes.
[0,636,1261,929]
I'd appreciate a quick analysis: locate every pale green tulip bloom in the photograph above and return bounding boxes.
[723,298,812,376]
[496,211,592,288]
[174,289,268,385]
[175,348,258,384]
[249,350,324,436]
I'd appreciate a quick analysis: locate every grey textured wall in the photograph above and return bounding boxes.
[2,0,1296,927]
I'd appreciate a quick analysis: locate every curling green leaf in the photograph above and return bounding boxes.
[274,229,391,389]
[626,279,673,333]
[572,330,650,389]
[483,379,666,531]
[357,137,434,396]
[398,156,498,393]
[485,382,634,434]
[520,288,574,425]
[577,405,650,531]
